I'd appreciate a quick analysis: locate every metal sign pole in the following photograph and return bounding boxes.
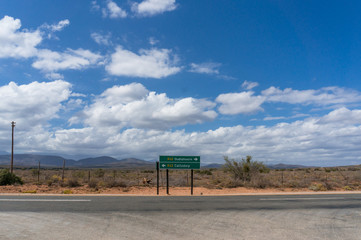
[191,169,193,195]
[11,121,15,174]
[166,169,169,195]
[156,161,159,195]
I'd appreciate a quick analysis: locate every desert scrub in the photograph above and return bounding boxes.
[105,179,127,188]
[63,189,73,194]
[65,178,81,187]
[22,190,37,194]
[47,175,62,186]
[0,169,24,185]
[88,179,98,188]
[308,183,326,191]
[94,169,105,178]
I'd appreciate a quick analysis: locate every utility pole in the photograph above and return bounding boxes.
[62,159,66,182]
[11,121,15,174]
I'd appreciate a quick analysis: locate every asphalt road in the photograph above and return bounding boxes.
[1,194,361,239]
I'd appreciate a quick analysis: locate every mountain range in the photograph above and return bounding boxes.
[0,154,154,169]
[0,154,317,169]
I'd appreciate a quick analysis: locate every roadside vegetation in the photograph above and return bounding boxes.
[1,156,361,193]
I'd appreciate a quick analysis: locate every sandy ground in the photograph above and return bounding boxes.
[0,184,360,195]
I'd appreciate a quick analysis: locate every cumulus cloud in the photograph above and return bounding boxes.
[0,15,42,58]
[103,0,127,18]
[42,107,361,165]
[189,62,221,75]
[216,86,361,116]
[1,81,361,166]
[242,80,259,90]
[106,46,181,78]
[319,107,361,125]
[0,80,71,129]
[132,0,177,16]
[32,48,103,72]
[262,86,361,106]
[70,82,217,129]
[216,91,265,115]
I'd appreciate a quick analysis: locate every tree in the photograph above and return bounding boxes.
[223,155,269,182]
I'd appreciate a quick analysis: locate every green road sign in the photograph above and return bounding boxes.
[159,156,200,169]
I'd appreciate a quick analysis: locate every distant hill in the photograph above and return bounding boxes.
[200,163,312,169]
[0,154,74,167]
[0,154,153,169]
[266,163,313,169]
[202,163,224,169]
[0,154,316,170]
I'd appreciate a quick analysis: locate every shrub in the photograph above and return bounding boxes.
[197,169,213,175]
[63,189,73,194]
[0,169,24,185]
[94,169,105,178]
[66,178,81,187]
[22,190,37,194]
[106,179,127,188]
[88,179,98,188]
[223,156,269,182]
[31,169,39,177]
[309,183,326,191]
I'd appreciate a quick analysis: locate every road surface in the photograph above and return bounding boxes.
[1,194,361,239]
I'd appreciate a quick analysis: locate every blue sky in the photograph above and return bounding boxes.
[1,0,361,166]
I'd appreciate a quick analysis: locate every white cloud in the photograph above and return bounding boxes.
[0,80,71,130]
[70,83,217,129]
[43,107,361,165]
[216,91,265,115]
[262,86,361,106]
[91,32,112,45]
[319,107,361,125]
[45,72,64,80]
[189,62,221,75]
[106,46,181,78]
[103,0,127,18]
[132,0,177,16]
[32,48,103,72]
[216,86,361,116]
[149,37,159,46]
[91,1,101,11]
[42,19,70,32]
[1,81,361,166]
[242,80,259,90]
[0,15,42,58]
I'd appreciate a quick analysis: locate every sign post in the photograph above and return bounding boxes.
[159,156,200,195]
[156,161,159,195]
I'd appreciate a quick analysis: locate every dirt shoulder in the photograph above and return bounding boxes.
[1,184,361,196]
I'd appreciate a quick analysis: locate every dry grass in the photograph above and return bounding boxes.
[1,166,361,193]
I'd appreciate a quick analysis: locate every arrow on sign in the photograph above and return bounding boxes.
[194,158,198,161]
[162,164,166,167]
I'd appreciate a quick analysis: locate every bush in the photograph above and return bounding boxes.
[308,183,326,191]
[223,155,269,182]
[66,178,81,187]
[106,179,127,188]
[88,179,98,188]
[94,169,105,178]
[0,169,24,185]
[63,189,73,194]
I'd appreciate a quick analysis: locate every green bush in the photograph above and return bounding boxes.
[0,169,24,185]
[223,156,269,182]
